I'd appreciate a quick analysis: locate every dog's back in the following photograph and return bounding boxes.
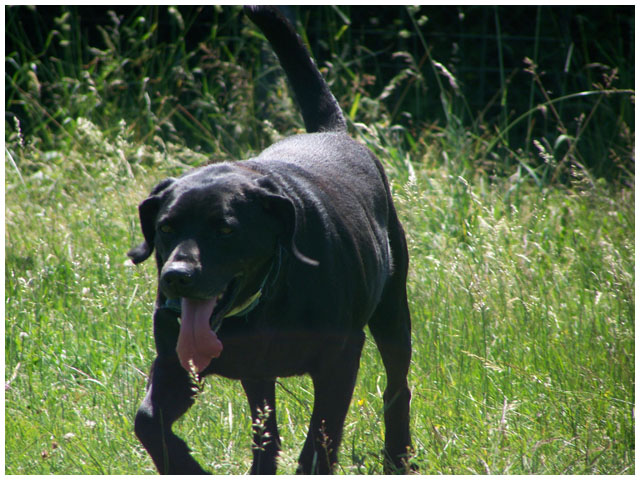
[245,131,394,324]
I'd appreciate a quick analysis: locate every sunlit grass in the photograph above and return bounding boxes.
[5,111,633,474]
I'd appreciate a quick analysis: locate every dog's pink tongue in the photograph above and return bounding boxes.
[176,298,223,373]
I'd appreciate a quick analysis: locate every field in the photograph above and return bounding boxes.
[5,5,634,474]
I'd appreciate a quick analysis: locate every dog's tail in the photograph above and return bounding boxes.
[244,5,347,133]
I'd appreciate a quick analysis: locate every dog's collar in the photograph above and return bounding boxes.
[163,246,282,324]
[225,289,263,318]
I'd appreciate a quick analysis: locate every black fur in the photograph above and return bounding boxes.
[130,6,412,474]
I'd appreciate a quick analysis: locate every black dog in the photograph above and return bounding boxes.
[129,6,412,474]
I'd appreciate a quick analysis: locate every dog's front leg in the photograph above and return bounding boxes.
[241,378,281,474]
[135,308,208,474]
[297,331,365,474]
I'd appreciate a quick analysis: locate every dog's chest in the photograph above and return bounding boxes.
[206,323,352,379]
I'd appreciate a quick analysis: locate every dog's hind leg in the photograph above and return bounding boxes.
[241,378,281,474]
[368,259,413,473]
[297,331,365,474]
[134,309,207,474]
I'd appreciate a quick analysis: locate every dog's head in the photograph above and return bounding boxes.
[129,165,315,296]
[128,165,316,372]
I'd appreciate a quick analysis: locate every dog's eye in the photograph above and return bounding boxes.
[159,224,175,234]
[218,226,234,236]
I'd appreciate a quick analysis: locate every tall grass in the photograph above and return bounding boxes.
[5,5,634,474]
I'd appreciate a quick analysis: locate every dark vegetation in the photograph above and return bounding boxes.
[6,5,634,183]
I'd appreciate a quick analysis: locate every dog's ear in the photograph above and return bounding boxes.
[254,177,319,267]
[127,178,176,265]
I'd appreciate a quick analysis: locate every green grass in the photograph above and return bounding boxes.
[5,5,634,475]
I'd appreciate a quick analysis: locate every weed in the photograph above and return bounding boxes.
[251,402,273,455]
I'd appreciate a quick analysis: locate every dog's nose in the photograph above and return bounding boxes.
[161,262,195,293]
